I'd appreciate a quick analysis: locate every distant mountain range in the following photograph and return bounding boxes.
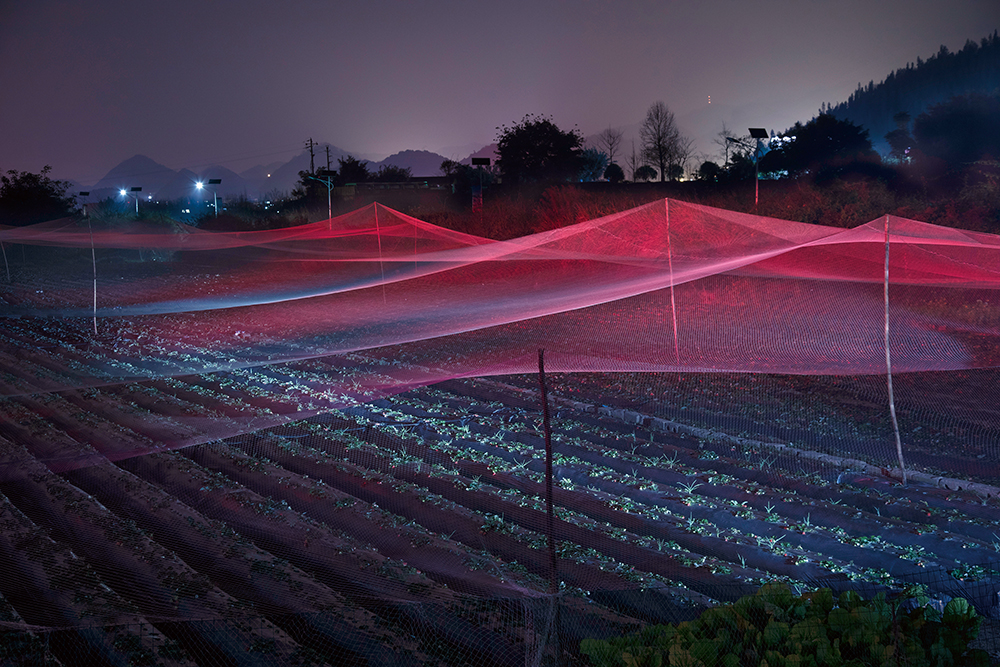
[76,144,498,202]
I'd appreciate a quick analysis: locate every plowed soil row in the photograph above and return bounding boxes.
[0,311,998,664]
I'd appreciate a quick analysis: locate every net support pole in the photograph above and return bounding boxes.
[88,218,98,337]
[1,242,9,283]
[666,199,680,365]
[537,349,557,594]
[884,215,907,485]
[537,348,561,661]
[374,203,387,305]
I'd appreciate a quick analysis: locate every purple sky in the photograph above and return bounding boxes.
[1,0,996,185]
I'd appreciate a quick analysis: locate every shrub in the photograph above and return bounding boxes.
[580,584,988,667]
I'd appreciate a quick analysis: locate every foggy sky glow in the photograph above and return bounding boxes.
[1,0,996,184]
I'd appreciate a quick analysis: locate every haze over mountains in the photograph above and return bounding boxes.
[77,145,497,203]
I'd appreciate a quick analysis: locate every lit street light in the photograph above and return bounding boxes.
[195,178,222,216]
[120,187,142,214]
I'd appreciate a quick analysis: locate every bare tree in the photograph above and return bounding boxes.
[714,122,752,169]
[639,101,689,182]
[672,135,695,180]
[597,126,624,166]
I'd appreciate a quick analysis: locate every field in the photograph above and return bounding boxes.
[1,202,1000,665]
[0,314,999,664]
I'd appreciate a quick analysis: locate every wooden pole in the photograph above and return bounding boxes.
[1,242,9,283]
[538,349,557,594]
[885,215,907,485]
[88,219,98,336]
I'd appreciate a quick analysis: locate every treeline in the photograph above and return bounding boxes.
[826,31,1000,153]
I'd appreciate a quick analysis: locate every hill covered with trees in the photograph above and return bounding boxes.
[826,31,1000,155]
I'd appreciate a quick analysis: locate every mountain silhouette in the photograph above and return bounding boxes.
[80,144,495,200]
[372,150,450,177]
[91,155,178,194]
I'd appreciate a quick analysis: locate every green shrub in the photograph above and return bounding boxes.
[580,584,989,667]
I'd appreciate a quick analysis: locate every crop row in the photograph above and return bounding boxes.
[0,310,998,664]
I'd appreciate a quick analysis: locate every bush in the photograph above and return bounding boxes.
[580,584,989,667]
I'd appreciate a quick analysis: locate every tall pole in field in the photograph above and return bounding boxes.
[884,215,907,485]
[88,216,98,336]
[537,349,557,595]
[748,128,768,212]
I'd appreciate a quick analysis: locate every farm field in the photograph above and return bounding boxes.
[0,320,998,664]
[2,200,1000,665]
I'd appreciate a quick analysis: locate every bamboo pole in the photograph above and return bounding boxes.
[885,215,907,485]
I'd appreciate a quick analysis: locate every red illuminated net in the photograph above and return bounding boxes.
[1,199,999,464]
[1,200,998,664]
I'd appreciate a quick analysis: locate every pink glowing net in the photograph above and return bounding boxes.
[3,200,998,379]
[1,200,999,661]
[2,200,999,466]
[3,200,999,473]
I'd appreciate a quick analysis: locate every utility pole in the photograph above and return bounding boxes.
[305,138,316,175]
[325,145,332,172]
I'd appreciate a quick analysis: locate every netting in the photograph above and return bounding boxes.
[0,199,998,665]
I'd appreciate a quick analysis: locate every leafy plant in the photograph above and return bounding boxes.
[580,584,988,667]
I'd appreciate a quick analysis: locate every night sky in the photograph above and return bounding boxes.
[1,0,996,185]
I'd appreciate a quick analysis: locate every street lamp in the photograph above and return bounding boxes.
[120,187,142,214]
[195,178,222,216]
[307,172,334,224]
[748,128,768,211]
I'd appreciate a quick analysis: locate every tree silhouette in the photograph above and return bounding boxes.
[763,114,877,178]
[440,159,494,204]
[372,164,412,182]
[640,101,692,182]
[698,161,722,182]
[495,114,583,185]
[913,93,1000,167]
[0,166,77,226]
[634,165,657,182]
[827,31,1000,154]
[336,155,370,185]
[603,163,625,183]
[597,126,624,166]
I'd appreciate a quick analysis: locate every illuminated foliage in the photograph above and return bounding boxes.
[578,147,610,182]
